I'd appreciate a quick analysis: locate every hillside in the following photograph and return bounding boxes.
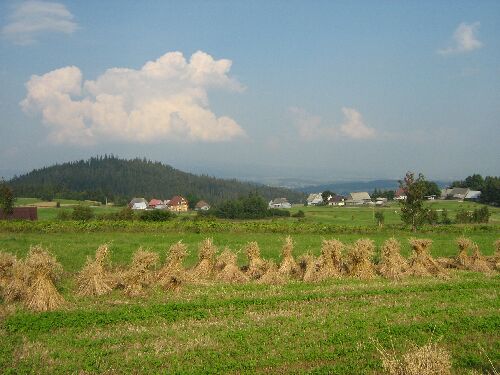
[8,156,305,205]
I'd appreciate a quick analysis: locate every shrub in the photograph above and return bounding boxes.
[140,209,175,222]
[440,209,452,224]
[375,211,385,227]
[72,205,94,221]
[56,210,72,221]
[268,208,290,217]
[425,208,439,225]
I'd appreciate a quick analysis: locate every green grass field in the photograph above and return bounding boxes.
[1,199,499,373]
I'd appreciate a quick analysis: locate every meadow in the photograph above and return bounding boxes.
[1,199,499,374]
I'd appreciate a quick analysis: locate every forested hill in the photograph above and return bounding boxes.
[9,156,305,205]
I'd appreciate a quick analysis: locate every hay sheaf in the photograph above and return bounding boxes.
[215,249,249,284]
[257,260,286,285]
[0,251,16,293]
[191,238,217,281]
[454,237,472,269]
[316,239,343,280]
[492,239,500,271]
[1,254,28,303]
[379,342,452,375]
[346,239,376,279]
[23,246,65,312]
[76,244,114,297]
[299,254,318,282]
[157,241,191,291]
[123,249,159,297]
[407,239,445,277]
[378,238,408,280]
[468,243,491,273]
[277,236,301,279]
[245,242,269,280]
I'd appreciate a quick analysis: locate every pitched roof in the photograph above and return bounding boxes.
[348,192,371,201]
[271,198,289,204]
[149,199,163,206]
[195,200,210,208]
[130,197,147,205]
[169,195,187,206]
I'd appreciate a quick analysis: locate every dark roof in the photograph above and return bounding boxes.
[169,195,187,206]
[195,200,210,208]
[130,197,147,204]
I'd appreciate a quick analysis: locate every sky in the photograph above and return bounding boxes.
[0,0,499,183]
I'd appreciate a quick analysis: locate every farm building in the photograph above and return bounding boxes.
[441,187,476,200]
[129,198,147,210]
[345,192,372,206]
[269,198,292,209]
[307,193,323,206]
[169,196,189,212]
[394,188,407,200]
[327,195,345,206]
[195,200,211,211]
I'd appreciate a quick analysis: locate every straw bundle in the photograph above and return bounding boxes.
[277,236,301,279]
[257,260,286,285]
[299,254,318,282]
[191,238,217,280]
[407,239,445,277]
[316,239,343,280]
[378,238,408,280]
[346,239,376,279]
[0,251,16,293]
[468,243,491,273]
[2,258,27,303]
[493,239,500,271]
[215,248,249,283]
[75,244,113,297]
[123,248,159,297]
[380,342,451,375]
[23,246,65,312]
[245,242,269,280]
[454,237,472,269]
[157,241,190,291]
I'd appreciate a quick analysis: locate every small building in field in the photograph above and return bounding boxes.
[465,190,481,200]
[269,198,292,209]
[345,192,372,206]
[394,188,407,201]
[307,193,323,206]
[195,200,211,211]
[327,195,345,206]
[442,187,470,200]
[168,195,189,212]
[129,197,147,210]
[148,199,164,208]
[375,197,388,205]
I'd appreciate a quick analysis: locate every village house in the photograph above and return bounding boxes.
[195,200,211,211]
[129,197,147,210]
[148,199,164,209]
[394,188,407,201]
[327,195,345,206]
[345,192,372,206]
[169,195,189,212]
[307,193,323,206]
[268,198,292,209]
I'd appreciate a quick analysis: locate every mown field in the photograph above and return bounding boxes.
[1,200,499,373]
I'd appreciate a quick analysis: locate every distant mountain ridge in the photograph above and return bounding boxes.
[8,156,305,204]
[300,179,450,195]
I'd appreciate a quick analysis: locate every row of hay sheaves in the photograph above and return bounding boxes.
[1,237,499,312]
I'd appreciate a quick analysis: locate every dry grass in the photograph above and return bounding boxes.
[378,342,452,375]
[157,241,190,291]
[257,260,286,285]
[312,239,344,281]
[0,251,16,294]
[454,237,473,269]
[299,254,318,282]
[493,239,500,271]
[215,248,249,283]
[244,241,269,280]
[346,239,376,279]
[277,236,301,279]
[122,248,159,297]
[23,245,65,312]
[75,244,114,297]
[468,243,491,273]
[378,238,408,280]
[191,238,217,280]
[407,239,446,277]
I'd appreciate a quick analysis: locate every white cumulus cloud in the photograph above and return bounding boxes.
[21,51,247,145]
[1,1,78,45]
[290,106,375,140]
[438,22,482,55]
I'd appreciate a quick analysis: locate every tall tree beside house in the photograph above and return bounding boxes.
[398,172,428,232]
[0,180,15,215]
[321,190,335,204]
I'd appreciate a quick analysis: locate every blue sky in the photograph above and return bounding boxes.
[0,1,499,182]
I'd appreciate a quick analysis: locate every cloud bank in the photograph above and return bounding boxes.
[290,107,375,140]
[1,1,77,45]
[438,22,482,55]
[21,51,246,145]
